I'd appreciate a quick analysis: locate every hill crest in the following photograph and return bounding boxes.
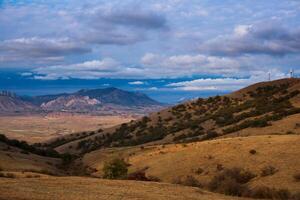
[50,78,300,155]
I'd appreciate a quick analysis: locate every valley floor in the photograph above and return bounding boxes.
[0,176,248,200]
[0,114,134,143]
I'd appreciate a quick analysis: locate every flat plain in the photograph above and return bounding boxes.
[0,114,134,143]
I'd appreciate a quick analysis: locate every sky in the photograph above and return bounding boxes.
[0,0,300,103]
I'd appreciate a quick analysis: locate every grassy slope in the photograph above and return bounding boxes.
[0,176,248,200]
[82,135,300,193]
[0,142,61,174]
[53,78,300,155]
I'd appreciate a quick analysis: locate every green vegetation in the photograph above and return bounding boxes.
[0,172,16,178]
[102,158,128,179]
[40,130,100,149]
[0,134,60,158]
[294,173,300,182]
[261,166,278,177]
[75,82,300,153]
[172,175,202,187]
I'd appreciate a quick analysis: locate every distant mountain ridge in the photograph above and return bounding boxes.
[0,91,40,114]
[0,88,164,115]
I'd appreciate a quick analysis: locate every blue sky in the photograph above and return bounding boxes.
[0,0,300,103]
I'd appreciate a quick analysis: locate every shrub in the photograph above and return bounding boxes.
[127,171,160,182]
[20,150,29,154]
[261,166,278,177]
[293,173,300,182]
[216,164,224,171]
[147,175,161,182]
[202,131,218,140]
[249,149,257,155]
[208,168,256,197]
[127,171,149,181]
[103,158,128,179]
[173,175,202,188]
[61,153,76,166]
[247,186,291,200]
[26,174,41,178]
[5,173,16,178]
[0,134,60,158]
[214,178,248,196]
[194,168,204,175]
[292,192,300,200]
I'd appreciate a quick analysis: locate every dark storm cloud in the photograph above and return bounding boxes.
[200,24,300,56]
[0,37,91,63]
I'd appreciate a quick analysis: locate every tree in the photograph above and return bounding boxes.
[102,158,128,179]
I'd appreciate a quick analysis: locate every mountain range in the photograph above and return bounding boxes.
[0,87,164,115]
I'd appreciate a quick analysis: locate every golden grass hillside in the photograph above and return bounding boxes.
[0,176,249,200]
[82,135,300,193]
[0,141,61,175]
[52,78,300,155]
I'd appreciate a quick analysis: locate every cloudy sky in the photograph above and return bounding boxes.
[1,0,300,103]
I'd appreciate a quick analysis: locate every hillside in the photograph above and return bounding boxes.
[0,177,247,200]
[0,78,300,200]
[0,134,63,175]
[82,135,300,192]
[52,78,300,155]
[0,91,40,115]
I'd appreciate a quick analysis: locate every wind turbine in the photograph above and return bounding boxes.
[290,69,294,78]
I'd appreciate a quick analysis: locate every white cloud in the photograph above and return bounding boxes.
[234,25,252,37]
[148,87,158,90]
[33,58,120,80]
[128,81,145,85]
[20,72,33,76]
[167,69,288,91]
[141,53,242,75]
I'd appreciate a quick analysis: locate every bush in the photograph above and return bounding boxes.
[127,171,149,181]
[261,166,278,177]
[194,168,204,175]
[203,131,218,140]
[0,134,61,158]
[5,173,16,178]
[247,186,291,200]
[173,175,202,188]
[249,149,257,155]
[292,192,300,200]
[214,178,248,196]
[147,175,161,182]
[293,173,300,182]
[127,171,161,182]
[103,158,128,179]
[26,174,41,178]
[208,168,256,197]
[20,150,29,154]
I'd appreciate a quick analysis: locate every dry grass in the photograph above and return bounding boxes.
[0,114,134,143]
[0,176,248,200]
[0,143,61,173]
[221,113,300,138]
[82,135,300,193]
